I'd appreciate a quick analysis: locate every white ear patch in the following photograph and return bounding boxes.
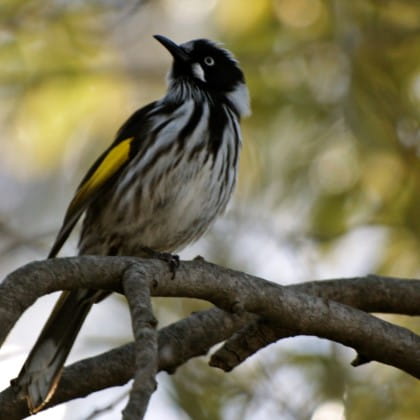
[227,82,251,117]
[192,63,206,82]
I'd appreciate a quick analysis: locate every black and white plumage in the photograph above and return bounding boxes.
[13,35,250,413]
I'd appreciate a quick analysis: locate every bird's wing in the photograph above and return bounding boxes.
[48,101,159,258]
[48,137,135,258]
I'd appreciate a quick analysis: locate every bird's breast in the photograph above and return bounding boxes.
[82,98,241,254]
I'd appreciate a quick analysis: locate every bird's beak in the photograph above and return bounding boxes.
[154,35,189,63]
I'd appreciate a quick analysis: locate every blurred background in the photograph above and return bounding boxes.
[0,0,419,419]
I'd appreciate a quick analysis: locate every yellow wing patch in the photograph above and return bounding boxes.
[48,137,134,258]
[68,137,133,215]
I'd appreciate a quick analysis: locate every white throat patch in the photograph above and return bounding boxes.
[192,63,206,82]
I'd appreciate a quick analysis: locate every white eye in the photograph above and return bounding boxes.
[204,56,215,66]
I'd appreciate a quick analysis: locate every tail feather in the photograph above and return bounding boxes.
[13,289,99,414]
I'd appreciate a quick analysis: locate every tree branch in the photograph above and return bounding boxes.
[0,307,247,419]
[210,274,420,371]
[121,264,157,419]
[0,256,419,418]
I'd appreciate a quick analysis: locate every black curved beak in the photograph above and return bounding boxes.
[153,35,189,63]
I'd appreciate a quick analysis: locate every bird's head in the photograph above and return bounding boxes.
[154,35,250,117]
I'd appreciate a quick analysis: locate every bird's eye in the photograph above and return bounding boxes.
[204,56,215,66]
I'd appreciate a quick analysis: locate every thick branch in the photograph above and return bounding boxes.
[290,275,420,315]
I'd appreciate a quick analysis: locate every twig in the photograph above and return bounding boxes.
[121,264,157,420]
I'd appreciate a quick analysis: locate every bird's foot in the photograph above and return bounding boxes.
[141,247,180,278]
[156,252,180,279]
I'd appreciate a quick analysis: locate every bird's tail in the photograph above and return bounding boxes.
[12,289,100,414]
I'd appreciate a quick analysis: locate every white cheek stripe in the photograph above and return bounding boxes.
[192,63,206,82]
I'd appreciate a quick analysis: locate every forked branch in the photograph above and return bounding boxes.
[0,256,419,419]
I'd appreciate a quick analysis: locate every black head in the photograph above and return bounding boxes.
[154,35,246,97]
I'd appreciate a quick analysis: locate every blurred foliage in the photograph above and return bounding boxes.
[0,0,419,419]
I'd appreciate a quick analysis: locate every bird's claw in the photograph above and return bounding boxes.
[157,252,180,279]
[139,247,180,278]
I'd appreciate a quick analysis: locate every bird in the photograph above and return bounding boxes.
[12,34,250,414]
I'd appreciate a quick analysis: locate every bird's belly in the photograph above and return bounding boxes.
[88,151,235,255]
[130,159,231,252]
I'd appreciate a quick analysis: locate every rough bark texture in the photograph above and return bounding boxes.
[0,256,419,419]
